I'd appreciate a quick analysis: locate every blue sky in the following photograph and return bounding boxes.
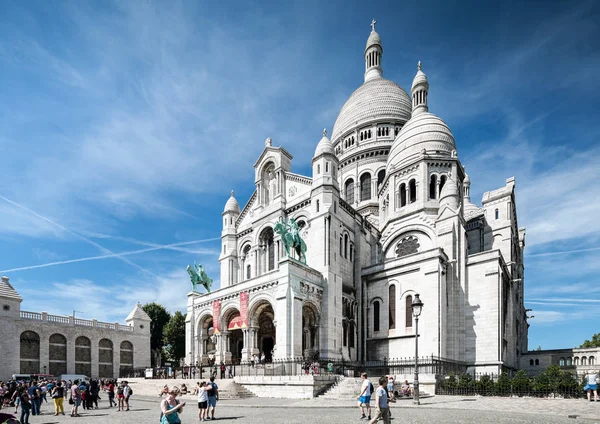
[0,0,599,351]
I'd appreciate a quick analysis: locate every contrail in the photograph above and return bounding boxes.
[0,195,201,277]
[526,246,600,257]
[0,237,221,273]
[82,231,218,255]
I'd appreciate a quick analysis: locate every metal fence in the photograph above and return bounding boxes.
[436,369,586,398]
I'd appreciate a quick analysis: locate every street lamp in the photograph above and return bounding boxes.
[412,294,424,405]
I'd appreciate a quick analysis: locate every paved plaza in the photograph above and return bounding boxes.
[9,395,600,423]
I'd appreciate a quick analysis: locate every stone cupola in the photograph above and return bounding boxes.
[364,19,383,82]
[411,61,429,116]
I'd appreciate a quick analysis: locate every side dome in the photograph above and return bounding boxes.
[331,78,412,142]
[314,129,335,157]
[223,191,240,214]
[387,112,456,171]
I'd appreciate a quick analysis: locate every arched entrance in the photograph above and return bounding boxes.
[49,333,67,376]
[20,331,40,374]
[197,314,215,364]
[222,308,243,363]
[302,303,319,358]
[249,300,276,362]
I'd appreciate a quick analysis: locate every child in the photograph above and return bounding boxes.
[369,376,390,424]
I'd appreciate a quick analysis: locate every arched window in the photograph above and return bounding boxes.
[567,357,572,366]
[246,264,251,280]
[429,175,437,200]
[345,179,355,203]
[559,357,565,366]
[574,357,579,365]
[342,321,348,347]
[409,179,417,203]
[439,175,447,197]
[340,236,343,256]
[582,356,588,365]
[590,356,595,365]
[99,338,114,378]
[261,227,275,272]
[389,285,396,329]
[344,234,349,259]
[495,208,499,220]
[75,336,91,376]
[377,170,386,187]
[317,164,321,174]
[399,183,407,207]
[120,340,134,375]
[529,359,534,366]
[535,359,539,366]
[406,295,413,328]
[20,331,40,374]
[242,244,251,281]
[316,200,320,212]
[373,301,380,332]
[360,173,372,201]
[326,162,329,172]
[49,333,67,376]
[349,322,355,348]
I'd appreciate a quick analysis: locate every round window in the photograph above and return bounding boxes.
[140,324,144,329]
[2,304,10,311]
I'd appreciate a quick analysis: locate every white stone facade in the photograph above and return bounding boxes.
[521,347,600,377]
[185,23,527,374]
[0,276,151,381]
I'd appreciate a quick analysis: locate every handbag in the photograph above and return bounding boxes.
[68,397,74,405]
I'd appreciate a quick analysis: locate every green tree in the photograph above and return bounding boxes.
[495,372,512,396]
[142,302,172,366]
[580,333,600,348]
[163,311,187,363]
[511,370,532,394]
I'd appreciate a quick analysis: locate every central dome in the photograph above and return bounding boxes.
[331,77,412,142]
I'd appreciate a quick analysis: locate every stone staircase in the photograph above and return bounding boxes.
[125,378,254,400]
[319,377,432,400]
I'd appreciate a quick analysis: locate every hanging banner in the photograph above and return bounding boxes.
[213,300,221,334]
[240,291,249,328]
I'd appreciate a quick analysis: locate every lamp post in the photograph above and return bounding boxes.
[412,293,424,405]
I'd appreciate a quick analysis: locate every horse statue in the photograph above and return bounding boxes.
[186,261,213,293]
[274,217,307,263]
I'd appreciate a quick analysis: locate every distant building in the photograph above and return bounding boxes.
[0,275,151,381]
[521,347,599,376]
[185,22,528,374]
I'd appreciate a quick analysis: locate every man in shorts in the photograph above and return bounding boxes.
[357,372,371,421]
[207,376,218,420]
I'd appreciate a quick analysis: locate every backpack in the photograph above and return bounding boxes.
[369,382,374,396]
[128,387,133,396]
[207,384,215,398]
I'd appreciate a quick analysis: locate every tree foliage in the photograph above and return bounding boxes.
[163,311,187,363]
[580,333,600,348]
[142,302,172,364]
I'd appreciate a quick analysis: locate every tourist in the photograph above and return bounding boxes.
[220,362,226,379]
[107,379,116,407]
[159,384,169,397]
[369,376,390,424]
[90,380,100,409]
[400,380,411,397]
[386,375,395,401]
[585,370,599,402]
[40,382,48,404]
[28,380,41,416]
[260,352,266,365]
[357,372,372,421]
[181,383,188,395]
[207,376,219,420]
[18,387,31,424]
[70,379,81,417]
[51,381,65,416]
[197,381,210,422]
[228,364,234,379]
[192,382,199,396]
[160,386,185,424]
[116,381,125,411]
[123,381,132,411]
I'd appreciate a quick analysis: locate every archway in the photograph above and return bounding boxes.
[222,308,243,363]
[197,314,215,363]
[302,303,319,358]
[249,300,276,362]
[49,333,67,376]
[75,336,91,376]
[99,339,114,378]
[20,331,40,374]
[119,341,134,376]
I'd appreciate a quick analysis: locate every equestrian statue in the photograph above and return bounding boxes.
[274,217,307,264]
[186,261,213,293]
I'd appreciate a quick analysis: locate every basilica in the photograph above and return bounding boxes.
[185,22,527,374]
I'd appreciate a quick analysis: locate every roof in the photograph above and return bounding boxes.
[331,77,411,142]
[126,303,151,322]
[314,132,335,157]
[0,276,22,302]
[223,191,240,214]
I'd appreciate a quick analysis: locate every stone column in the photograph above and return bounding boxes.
[241,328,250,360]
[90,337,99,379]
[222,331,232,363]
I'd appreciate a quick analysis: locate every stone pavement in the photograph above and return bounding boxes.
[8,395,600,423]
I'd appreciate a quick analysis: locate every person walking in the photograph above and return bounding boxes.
[160,387,185,424]
[70,379,81,417]
[369,376,390,424]
[107,380,115,407]
[116,381,125,411]
[207,376,219,420]
[28,381,40,416]
[51,381,65,416]
[585,370,599,402]
[123,381,132,411]
[357,372,372,421]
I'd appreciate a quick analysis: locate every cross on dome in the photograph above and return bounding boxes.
[323,128,327,137]
[371,19,376,31]
[231,190,235,197]
[418,60,422,71]
[265,137,272,146]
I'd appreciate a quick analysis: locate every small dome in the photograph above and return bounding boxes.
[411,61,429,92]
[365,30,382,52]
[464,173,471,185]
[224,191,240,214]
[387,112,456,172]
[331,78,411,142]
[314,129,335,157]
[439,176,459,209]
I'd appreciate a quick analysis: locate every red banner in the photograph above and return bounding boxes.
[240,291,249,328]
[213,300,221,334]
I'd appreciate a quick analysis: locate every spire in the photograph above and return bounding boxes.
[364,19,383,82]
[463,172,471,200]
[411,61,429,116]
